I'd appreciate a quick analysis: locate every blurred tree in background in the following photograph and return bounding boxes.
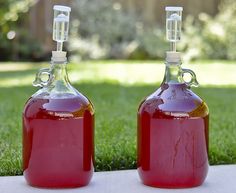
[0,0,42,61]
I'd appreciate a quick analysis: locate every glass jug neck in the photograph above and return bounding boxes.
[50,61,69,83]
[163,61,184,84]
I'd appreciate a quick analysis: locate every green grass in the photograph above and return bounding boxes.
[0,60,236,175]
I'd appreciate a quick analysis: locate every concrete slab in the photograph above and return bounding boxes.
[0,165,235,193]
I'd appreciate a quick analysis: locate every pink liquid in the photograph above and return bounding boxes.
[138,83,209,188]
[23,96,94,188]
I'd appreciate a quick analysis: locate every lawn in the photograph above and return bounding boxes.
[0,60,236,176]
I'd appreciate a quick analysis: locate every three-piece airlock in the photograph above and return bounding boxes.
[165,7,183,43]
[52,5,71,62]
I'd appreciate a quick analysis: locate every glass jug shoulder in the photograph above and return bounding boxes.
[138,83,209,119]
[23,87,94,121]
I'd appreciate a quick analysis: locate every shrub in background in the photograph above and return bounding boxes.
[69,0,166,60]
[70,0,136,60]
[70,0,236,61]
[0,22,43,61]
[218,0,236,60]
[134,27,167,60]
[1,0,236,61]
[0,0,43,61]
[181,0,236,61]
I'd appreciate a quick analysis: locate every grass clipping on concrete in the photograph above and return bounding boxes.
[0,61,236,175]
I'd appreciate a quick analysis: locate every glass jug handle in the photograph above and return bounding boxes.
[33,68,51,87]
[182,68,199,87]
